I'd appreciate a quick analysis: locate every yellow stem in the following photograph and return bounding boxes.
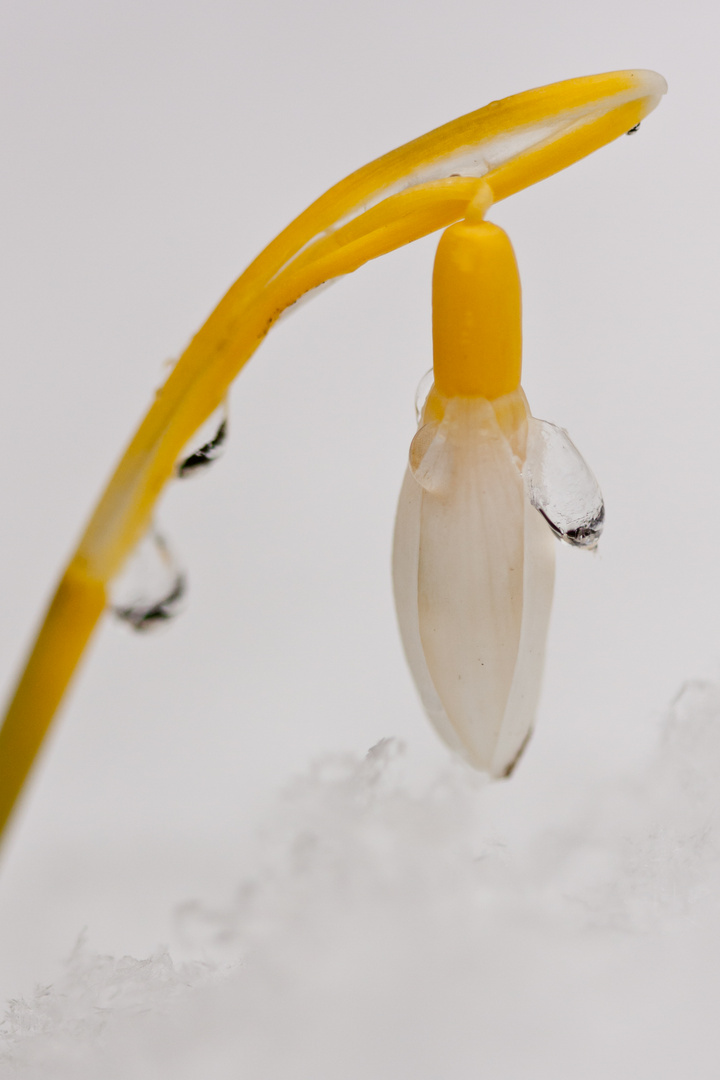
[0,563,106,840]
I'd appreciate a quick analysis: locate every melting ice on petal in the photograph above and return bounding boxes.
[524,417,604,549]
[176,399,228,478]
[414,369,434,425]
[111,528,186,631]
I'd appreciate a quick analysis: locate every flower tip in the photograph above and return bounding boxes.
[632,69,668,96]
[629,69,668,117]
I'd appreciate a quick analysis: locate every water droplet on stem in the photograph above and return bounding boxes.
[177,399,228,478]
[111,529,186,631]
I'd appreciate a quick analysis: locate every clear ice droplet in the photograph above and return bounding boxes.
[414,369,434,425]
[111,528,186,631]
[524,418,604,549]
[177,399,228,478]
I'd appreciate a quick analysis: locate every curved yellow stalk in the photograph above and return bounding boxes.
[0,69,666,846]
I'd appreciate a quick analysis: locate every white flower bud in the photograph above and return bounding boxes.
[393,387,556,776]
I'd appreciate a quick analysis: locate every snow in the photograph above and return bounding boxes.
[3,681,720,1079]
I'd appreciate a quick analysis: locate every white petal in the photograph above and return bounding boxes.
[392,466,466,757]
[490,493,555,776]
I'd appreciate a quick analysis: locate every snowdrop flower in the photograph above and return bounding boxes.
[393,190,603,776]
[0,70,665,845]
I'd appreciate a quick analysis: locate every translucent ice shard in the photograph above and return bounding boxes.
[524,418,604,549]
[111,528,186,631]
[176,399,228,478]
[414,369,434,425]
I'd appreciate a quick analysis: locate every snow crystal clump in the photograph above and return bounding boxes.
[3,688,720,1079]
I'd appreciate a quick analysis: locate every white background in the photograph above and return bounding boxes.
[0,0,717,1001]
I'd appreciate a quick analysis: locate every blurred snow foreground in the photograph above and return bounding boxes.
[4,684,720,1078]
